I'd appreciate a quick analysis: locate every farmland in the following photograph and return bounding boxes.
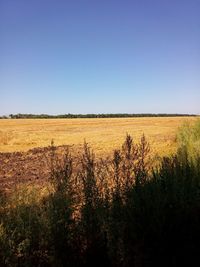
[0,116,197,191]
[0,117,200,267]
[0,117,196,156]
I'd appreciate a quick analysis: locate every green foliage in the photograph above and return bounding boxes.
[0,186,49,266]
[177,119,200,162]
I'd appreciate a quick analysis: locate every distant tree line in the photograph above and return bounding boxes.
[0,113,197,119]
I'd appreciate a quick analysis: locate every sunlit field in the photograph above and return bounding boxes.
[0,117,196,156]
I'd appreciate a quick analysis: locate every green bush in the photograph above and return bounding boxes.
[177,119,200,162]
[0,186,49,266]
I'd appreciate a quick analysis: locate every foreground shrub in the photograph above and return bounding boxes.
[0,186,49,266]
[177,119,200,162]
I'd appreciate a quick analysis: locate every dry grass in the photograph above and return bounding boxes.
[0,117,196,156]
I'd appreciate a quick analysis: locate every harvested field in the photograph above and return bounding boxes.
[0,117,196,155]
[0,117,196,191]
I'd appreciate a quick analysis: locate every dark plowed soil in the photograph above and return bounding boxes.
[0,145,81,193]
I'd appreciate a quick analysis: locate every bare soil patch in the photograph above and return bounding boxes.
[0,145,81,193]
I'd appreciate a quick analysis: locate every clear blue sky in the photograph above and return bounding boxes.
[0,0,199,115]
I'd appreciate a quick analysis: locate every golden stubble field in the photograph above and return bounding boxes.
[0,117,196,157]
